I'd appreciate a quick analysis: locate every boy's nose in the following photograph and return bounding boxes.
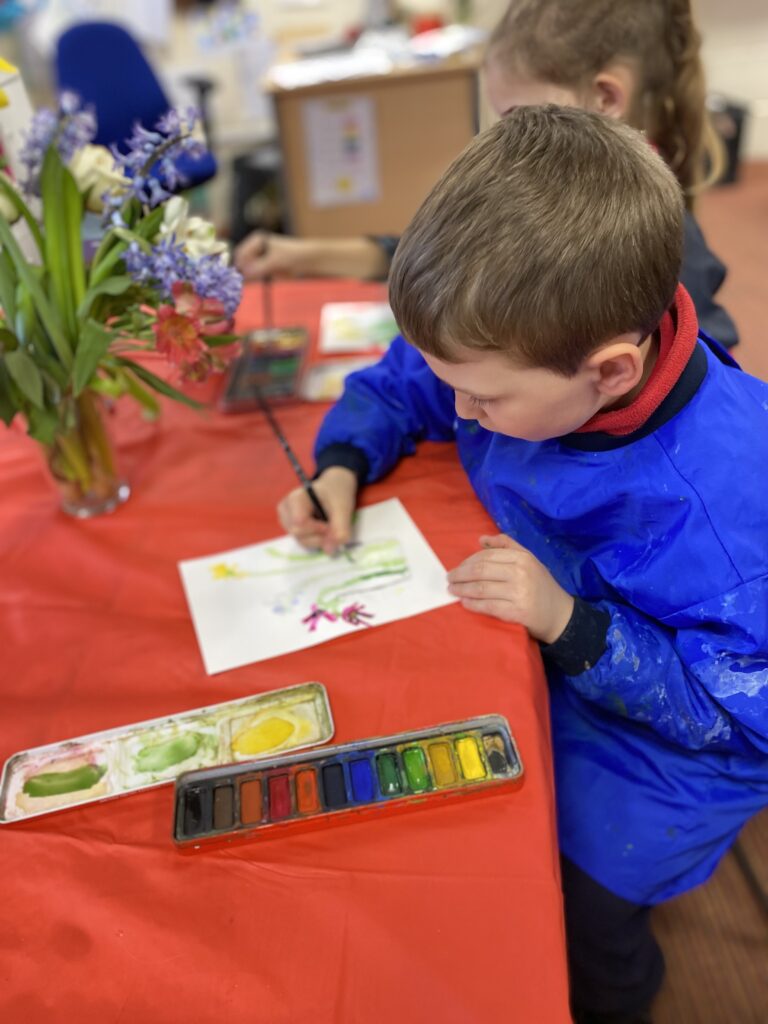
[454,393,473,419]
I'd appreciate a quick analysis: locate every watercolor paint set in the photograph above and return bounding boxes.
[173,714,523,849]
[219,326,309,410]
[0,682,333,824]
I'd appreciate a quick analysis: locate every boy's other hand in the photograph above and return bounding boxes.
[234,231,310,280]
[447,533,574,644]
[277,466,358,556]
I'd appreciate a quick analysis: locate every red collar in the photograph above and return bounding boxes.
[576,285,699,437]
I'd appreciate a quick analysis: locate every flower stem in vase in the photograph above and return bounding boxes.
[46,392,130,518]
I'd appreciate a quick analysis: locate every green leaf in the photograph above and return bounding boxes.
[122,369,160,417]
[0,326,18,350]
[0,247,18,326]
[64,169,86,310]
[72,319,113,396]
[41,369,62,405]
[0,360,18,425]
[89,364,129,398]
[87,226,117,278]
[113,226,152,253]
[5,348,44,408]
[0,170,44,255]
[13,308,28,345]
[122,197,142,229]
[14,286,57,369]
[26,404,60,445]
[41,147,84,343]
[14,288,36,345]
[132,205,165,240]
[35,350,68,388]
[86,201,166,289]
[88,239,127,288]
[0,216,73,367]
[77,275,133,320]
[116,357,204,410]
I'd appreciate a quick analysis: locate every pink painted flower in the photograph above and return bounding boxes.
[301,604,338,633]
[341,603,374,627]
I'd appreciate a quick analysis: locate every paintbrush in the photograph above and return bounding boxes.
[262,272,274,337]
[256,276,353,561]
[255,389,353,562]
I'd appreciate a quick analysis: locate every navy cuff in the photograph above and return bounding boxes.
[541,598,610,676]
[314,443,369,488]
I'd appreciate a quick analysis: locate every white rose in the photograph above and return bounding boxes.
[68,145,130,212]
[159,195,229,262]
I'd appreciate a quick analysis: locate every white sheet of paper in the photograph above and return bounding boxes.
[269,50,392,91]
[179,498,457,674]
[302,95,381,208]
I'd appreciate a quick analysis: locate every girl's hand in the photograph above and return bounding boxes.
[447,534,575,644]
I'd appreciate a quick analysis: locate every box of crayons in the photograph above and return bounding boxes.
[173,714,523,849]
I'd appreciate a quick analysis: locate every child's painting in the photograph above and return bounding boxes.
[318,302,398,354]
[179,499,457,674]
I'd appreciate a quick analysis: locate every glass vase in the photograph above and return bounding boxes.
[44,391,130,518]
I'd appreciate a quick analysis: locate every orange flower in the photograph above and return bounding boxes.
[154,307,206,358]
[152,283,232,380]
[171,282,231,336]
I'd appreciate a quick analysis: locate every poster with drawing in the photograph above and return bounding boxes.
[179,499,456,674]
[301,94,381,208]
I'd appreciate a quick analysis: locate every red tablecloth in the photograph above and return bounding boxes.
[0,282,571,1023]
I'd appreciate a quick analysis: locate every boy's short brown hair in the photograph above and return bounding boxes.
[389,105,684,375]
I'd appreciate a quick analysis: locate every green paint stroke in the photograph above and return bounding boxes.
[355,541,395,555]
[23,763,106,797]
[135,732,202,773]
[241,540,406,582]
[264,546,325,563]
[317,564,407,612]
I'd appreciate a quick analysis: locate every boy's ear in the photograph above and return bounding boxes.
[587,342,645,398]
[589,65,634,119]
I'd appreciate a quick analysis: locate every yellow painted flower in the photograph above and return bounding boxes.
[210,562,248,579]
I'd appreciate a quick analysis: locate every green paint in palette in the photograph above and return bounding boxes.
[23,764,106,797]
[375,753,401,796]
[135,733,202,773]
[402,747,430,792]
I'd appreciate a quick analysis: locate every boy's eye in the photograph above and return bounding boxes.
[468,395,493,408]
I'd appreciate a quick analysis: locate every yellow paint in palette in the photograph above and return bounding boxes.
[232,716,295,755]
[230,709,318,758]
[455,737,486,780]
[427,742,457,786]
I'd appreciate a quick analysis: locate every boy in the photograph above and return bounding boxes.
[278,107,768,1024]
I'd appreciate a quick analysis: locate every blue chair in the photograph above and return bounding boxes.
[55,20,217,190]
